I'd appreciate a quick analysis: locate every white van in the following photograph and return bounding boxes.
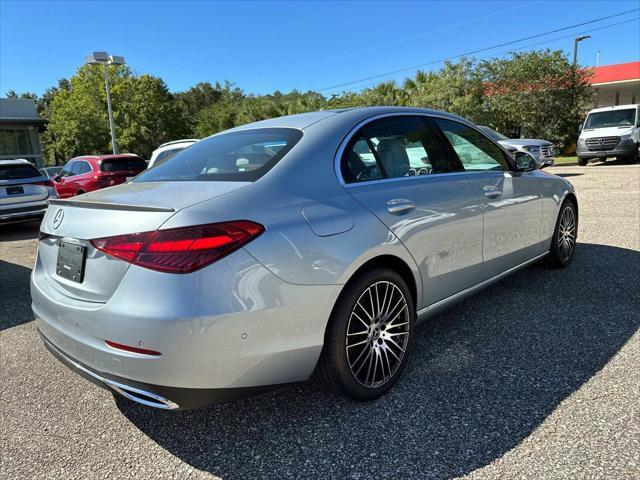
[577,104,640,165]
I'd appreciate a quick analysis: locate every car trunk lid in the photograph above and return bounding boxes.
[35,181,248,303]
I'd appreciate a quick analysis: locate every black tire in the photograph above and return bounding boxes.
[577,157,588,166]
[314,268,415,401]
[543,199,578,268]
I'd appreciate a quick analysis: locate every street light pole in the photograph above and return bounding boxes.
[85,52,125,155]
[573,35,591,66]
[102,63,117,154]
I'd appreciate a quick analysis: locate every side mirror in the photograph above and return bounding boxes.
[515,151,537,171]
[53,175,61,182]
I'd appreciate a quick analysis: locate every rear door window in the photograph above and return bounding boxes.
[135,128,303,183]
[342,116,460,183]
[101,157,147,172]
[0,163,40,181]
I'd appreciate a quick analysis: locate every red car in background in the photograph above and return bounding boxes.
[54,154,147,198]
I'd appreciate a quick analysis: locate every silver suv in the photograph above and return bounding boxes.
[479,126,555,167]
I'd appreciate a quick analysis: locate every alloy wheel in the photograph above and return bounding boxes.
[345,281,410,388]
[558,205,576,262]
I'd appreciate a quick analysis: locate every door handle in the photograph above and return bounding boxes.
[482,185,502,198]
[386,199,415,215]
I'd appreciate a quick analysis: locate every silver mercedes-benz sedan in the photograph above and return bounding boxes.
[32,107,578,410]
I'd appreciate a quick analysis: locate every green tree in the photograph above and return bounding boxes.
[175,81,242,136]
[44,64,184,161]
[404,59,484,120]
[479,50,593,149]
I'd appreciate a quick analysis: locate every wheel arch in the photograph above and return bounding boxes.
[336,254,419,316]
[563,192,578,216]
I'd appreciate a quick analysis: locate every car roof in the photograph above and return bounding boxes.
[220,106,469,134]
[157,139,199,149]
[0,158,34,165]
[588,104,639,114]
[72,154,143,162]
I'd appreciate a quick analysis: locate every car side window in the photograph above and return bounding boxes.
[434,118,511,172]
[342,116,459,183]
[77,161,92,174]
[342,137,384,183]
[60,162,75,177]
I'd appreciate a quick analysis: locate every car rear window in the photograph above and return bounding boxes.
[153,147,185,168]
[0,163,41,181]
[100,157,147,172]
[134,128,302,183]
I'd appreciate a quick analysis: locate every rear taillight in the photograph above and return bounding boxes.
[90,221,265,273]
[96,177,116,187]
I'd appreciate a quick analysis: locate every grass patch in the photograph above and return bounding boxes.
[553,156,578,166]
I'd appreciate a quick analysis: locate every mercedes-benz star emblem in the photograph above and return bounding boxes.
[598,138,606,145]
[53,209,64,229]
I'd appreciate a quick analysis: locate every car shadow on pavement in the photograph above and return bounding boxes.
[118,243,639,479]
[0,219,41,242]
[0,260,33,331]
[0,220,40,331]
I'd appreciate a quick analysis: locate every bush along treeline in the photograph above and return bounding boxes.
[6,49,593,164]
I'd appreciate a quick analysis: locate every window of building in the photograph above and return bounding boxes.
[0,130,34,156]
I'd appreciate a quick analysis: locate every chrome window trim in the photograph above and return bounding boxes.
[334,111,517,187]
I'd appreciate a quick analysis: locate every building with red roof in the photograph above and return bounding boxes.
[590,61,640,107]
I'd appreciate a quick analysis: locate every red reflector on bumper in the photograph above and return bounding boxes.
[105,340,161,356]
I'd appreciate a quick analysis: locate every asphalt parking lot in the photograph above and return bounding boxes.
[1,163,639,479]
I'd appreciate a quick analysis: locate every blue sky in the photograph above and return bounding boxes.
[1,0,639,97]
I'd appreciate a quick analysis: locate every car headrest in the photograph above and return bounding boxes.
[377,139,410,178]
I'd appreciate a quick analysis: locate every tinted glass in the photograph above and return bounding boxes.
[135,128,302,183]
[46,166,62,177]
[478,126,509,141]
[343,116,458,183]
[434,119,510,172]
[70,162,82,175]
[343,138,384,183]
[60,162,74,177]
[101,157,147,172]
[0,163,40,181]
[584,109,636,129]
[77,161,92,174]
[153,147,184,168]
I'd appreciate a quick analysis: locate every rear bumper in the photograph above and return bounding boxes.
[0,203,47,222]
[577,138,637,159]
[31,248,340,408]
[40,329,285,410]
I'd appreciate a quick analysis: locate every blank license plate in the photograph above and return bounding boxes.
[6,186,24,195]
[57,241,86,283]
